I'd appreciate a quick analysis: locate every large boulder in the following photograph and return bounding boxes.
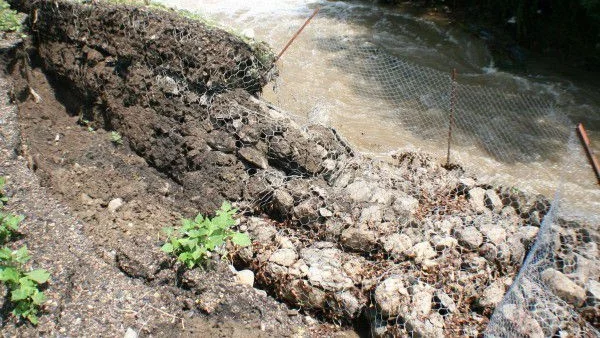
[374,276,410,319]
[541,268,586,307]
[300,247,354,292]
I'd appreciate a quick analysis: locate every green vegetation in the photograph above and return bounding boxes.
[109,131,123,145]
[0,246,50,325]
[0,177,50,325]
[0,212,22,243]
[100,0,275,68]
[162,202,251,269]
[78,118,95,132]
[0,176,8,204]
[0,0,24,33]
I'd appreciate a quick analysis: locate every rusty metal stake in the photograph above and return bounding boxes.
[576,123,600,185]
[274,7,320,62]
[446,68,458,167]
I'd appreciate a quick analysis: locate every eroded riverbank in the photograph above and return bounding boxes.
[0,1,598,336]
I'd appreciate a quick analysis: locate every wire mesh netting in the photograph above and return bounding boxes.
[21,1,599,337]
[256,14,599,337]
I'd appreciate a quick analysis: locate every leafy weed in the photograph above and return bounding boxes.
[0,246,50,324]
[162,202,251,269]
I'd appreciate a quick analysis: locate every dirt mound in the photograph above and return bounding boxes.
[2,0,596,337]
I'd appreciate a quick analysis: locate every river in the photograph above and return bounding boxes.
[156,0,599,219]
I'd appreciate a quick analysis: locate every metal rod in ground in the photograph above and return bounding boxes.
[275,7,320,62]
[446,68,458,167]
[576,123,600,185]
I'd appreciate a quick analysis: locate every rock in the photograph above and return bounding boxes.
[80,193,99,205]
[407,241,437,263]
[313,241,336,249]
[359,205,382,224]
[541,268,586,307]
[318,208,333,218]
[518,226,539,247]
[206,130,236,152]
[495,242,511,264]
[370,187,394,205]
[382,233,413,258]
[301,248,353,291]
[432,236,458,251]
[462,255,487,273]
[324,218,344,238]
[392,193,419,217]
[288,259,308,278]
[468,187,487,214]
[156,75,179,95]
[238,147,268,169]
[456,177,476,194]
[342,257,366,283]
[433,219,454,235]
[479,243,498,262]
[374,276,410,319]
[507,236,525,265]
[272,189,294,217]
[528,210,541,226]
[500,304,544,338]
[335,291,362,317]
[252,225,277,242]
[587,280,600,301]
[237,246,253,262]
[345,180,373,203]
[124,328,138,338]
[235,270,255,287]
[499,188,549,217]
[108,198,124,212]
[434,290,456,313]
[478,281,505,308]
[275,235,295,249]
[265,262,288,278]
[404,312,444,338]
[421,259,439,271]
[341,226,377,252]
[455,226,483,249]
[484,189,503,211]
[479,223,507,245]
[269,248,298,267]
[293,198,319,222]
[285,279,326,308]
[412,290,433,317]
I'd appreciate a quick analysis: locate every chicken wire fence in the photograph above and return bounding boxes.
[251,13,599,338]
[25,1,599,337]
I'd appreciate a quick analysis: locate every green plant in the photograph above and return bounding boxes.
[161,202,251,269]
[0,211,22,243]
[102,0,275,69]
[0,176,8,205]
[109,131,123,145]
[0,0,24,33]
[78,117,95,132]
[0,245,50,324]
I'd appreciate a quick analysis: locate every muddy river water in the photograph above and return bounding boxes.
[156,0,599,219]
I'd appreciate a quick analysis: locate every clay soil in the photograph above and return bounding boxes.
[0,53,361,338]
[0,25,357,338]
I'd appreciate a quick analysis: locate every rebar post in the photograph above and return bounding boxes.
[446,68,458,167]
